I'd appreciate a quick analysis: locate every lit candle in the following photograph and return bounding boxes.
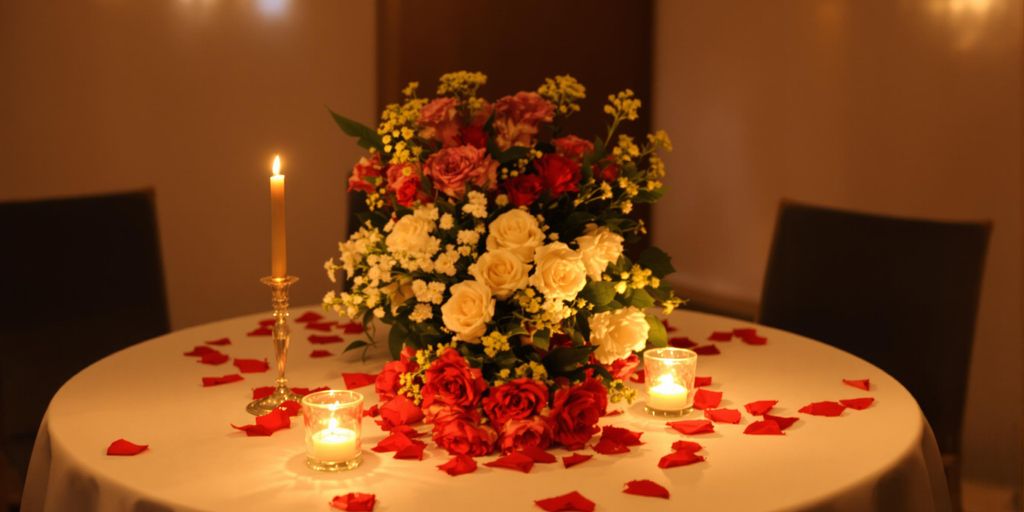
[310,421,359,462]
[270,154,287,278]
[647,374,689,411]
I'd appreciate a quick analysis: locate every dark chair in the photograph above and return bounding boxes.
[0,190,170,508]
[758,200,990,509]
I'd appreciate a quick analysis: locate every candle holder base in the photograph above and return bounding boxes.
[306,453,363,472]
[644,405,692,418]
[246,384,303,416]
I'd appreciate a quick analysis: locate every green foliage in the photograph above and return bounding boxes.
[329,108,384,152]
[645,314,668,347]
[543,345,597,374]
[581,281,616,307]
[638,246,675,278]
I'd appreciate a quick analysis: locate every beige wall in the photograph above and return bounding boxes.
[0,0,375,329]
[653,0,1022,491]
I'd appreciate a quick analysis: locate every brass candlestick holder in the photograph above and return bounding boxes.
[247,275,302,415]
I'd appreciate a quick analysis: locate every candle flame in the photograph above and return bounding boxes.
[657,374,677,386]
[272,154,282,176]
[327,417,339,431]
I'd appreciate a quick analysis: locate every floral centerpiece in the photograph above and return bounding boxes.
[323,71,681,455]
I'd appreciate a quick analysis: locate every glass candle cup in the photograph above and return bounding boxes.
[301,390,364,471]
[644,347,698,417]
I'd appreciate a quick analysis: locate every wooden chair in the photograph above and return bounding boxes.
[758,200,990,509]
[0,190,170,509]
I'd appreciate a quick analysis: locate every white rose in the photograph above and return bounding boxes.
[486,209,545,262]
[529,242,587,301]
[575,224,624,280]
[385,214,436,255]
[469,249,530,300]
[440,280,495,342]
[589,307,650,364]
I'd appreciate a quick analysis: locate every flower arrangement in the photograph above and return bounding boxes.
[324,71,681,455]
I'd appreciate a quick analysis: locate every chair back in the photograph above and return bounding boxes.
[759,200,989,456]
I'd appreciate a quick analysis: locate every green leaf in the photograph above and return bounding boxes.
[495,145,531,164]
[543,345,597,374]
[645,314,668,348]
[388,322,408,359]
[532,329,551,352]
[328,108,384,152]
[343,340,370,353]
[638,246,675,278]
[581,281,616,306]
[627,288,655,308]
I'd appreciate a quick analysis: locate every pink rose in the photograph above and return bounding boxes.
[432,416,497,456]
[552,135,594,160]
[498,416,553,454]
[348,154,384,193]
[482,378,549,427]
[547,378,608,450]
[422,145,498,199]
[418,97,461,148]
[492,92,555,150]
[421,348,488,409]
[385,162,428,207]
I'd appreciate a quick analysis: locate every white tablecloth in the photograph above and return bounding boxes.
[22,309,950,512]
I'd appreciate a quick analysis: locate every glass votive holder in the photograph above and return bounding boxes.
[643,347,698,417]
[301,389,364,472]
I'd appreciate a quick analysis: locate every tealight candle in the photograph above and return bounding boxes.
[644,347,698,416]
[301,390,364,471]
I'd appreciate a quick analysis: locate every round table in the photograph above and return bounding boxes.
[22,309,950,512]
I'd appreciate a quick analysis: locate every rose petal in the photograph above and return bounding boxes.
[658,450,705,468]
[623,479,670,499]
[693,345,721,356]
[310,349,333,358]
[438,454,477,476]
[292,386,330,396]
[693,389,722,410]
[330,492,376,511]
[669,337,697,349]
[671,440,703,453]
[276,400,301,416]
[534,491,596,512]
[233,358,270,373]
[662,319,677,332]
[708,331,733,341]
[231,408,290,436]
[363,404,380,418]
[251,386,274,400]
[666,419,715,435]
[601,425,643,446]
[372,431,415,453]
[740,334,767,345]
[744,400,778,416]
[342,372,378,389]
[562,452,593,468]
[799,401,846,417]
[198,351,229,365]
[305,321,335,332]
[394,441,426,460]
[744,420,784,435]
[184,346,218,357]
[694,376,712,387]
[340,322,365,334]
[840,397,875,410]
[733,327,757,338]
[630,370,645,384]
[378,395,424,430]
[309,334,346,345]
[201,374,243,387]
[520,445,557,464]
[604,410,624,417]
[258,318,276,327]
[764,414,799,431]
[484,451,534,473]
[390,424,425,438]
[843,378,871,391]
[106,438,148,456]
[296,311,324,323]
[704,408,741,424]
[205,337,231,346]
[592,438,630,455]
[247,327,272,337]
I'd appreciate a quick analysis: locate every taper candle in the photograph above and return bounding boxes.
[270,154,287,278]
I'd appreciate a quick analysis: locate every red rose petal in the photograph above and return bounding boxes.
[389,424,425,438]
[363,404,380,418]
[520,445,557,464]
[669,337,697,349]
[372,431,415,453]
[231,408,290,436]
[309,334,345,345]
[184,346,218,357]
[604,409,624,417]
[296,311,324,323]
[340,321,365,334]
[562,452,593,468]
[535,491,595,512]
[662,319,677,332]
[106,438,148,456]
[342,372,378,389]
[733,327,757,338]
[740,334,768,345]
[840,397,875,410]
[764,414,799,430]
[744,420,784,435]
[843,378,871,391]
[592,438,630,455]
[378,395,424,430]
[694,375,712,387]
[484,451,534,473]
[708,331,733,341]
[247,327,272,337]
[251,386,274,400]
[201,374,243,387]
[291,386,330,396]
[198,351,229,365]
[671,440,703,453]
[623,479,670,499]
[394,441,426,460]
[693,345,721,355]
[799,401,846,417]
[233,358,270,373]
[744,400,778,416]
[305,321,335,332]
[276,400,301,417]
[258,318,276,327]
[630,370,645,383]
[601,425,644,446]
[704,408,741,424]
[310,349,333,358]
[330,492,376,511]
[658,450,705,468]
[693,388,722,410]
[666,419,715,435]
[205,337,231,346]
[438,454,477,476]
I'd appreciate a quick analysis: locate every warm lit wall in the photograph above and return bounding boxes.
[0,0,375,329]
[653,0,1022,492]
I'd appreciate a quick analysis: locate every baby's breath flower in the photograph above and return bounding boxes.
[481,331,511,358]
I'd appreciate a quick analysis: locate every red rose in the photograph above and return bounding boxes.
[377,394,425,431]
[547,378,608,450]
[376,359,412,401]
[386,162,428,207]
[423,145,499,199]
[460,124,488,149]
[534,154,581,196]
[421,348,488,409]
[498,416,553,454]
[483,378,549,427]
[423,403,479,425]
[348,154,384,193]
[418,97,461,147]
[432,416,497,456]
[594,159,619,182]
[607,353,640,382]
[503,173,544,207]
[552,135,594,160]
